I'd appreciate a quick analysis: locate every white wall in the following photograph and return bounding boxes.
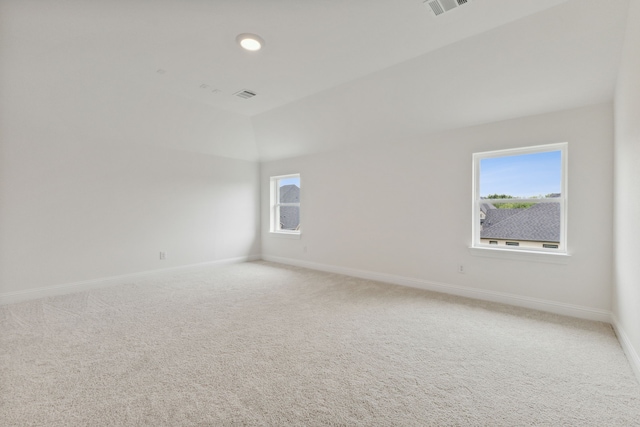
[0,122,261,296]
[613,0,640,375]
[0,15,262,299]
[261,103,614,315]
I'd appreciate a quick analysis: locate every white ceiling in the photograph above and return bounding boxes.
[0,0,631,161]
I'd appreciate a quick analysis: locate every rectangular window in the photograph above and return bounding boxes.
[270,174,301,234]
[472,143,567,253]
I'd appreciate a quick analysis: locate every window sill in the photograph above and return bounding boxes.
[269,231,301,240]
[468,246,570,264]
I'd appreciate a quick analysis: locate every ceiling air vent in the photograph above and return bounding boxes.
[424,0,471,16]
[234,89,257,99]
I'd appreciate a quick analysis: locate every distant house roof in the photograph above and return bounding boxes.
[279,185,300,203]
[481,203,560,242]
[483,207,522,224]
[279,185,300,230]
[480,202,496,215]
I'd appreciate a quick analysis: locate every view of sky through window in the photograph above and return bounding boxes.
[278,176,300,188]
[480,151,561,198]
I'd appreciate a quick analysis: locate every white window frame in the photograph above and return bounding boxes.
[472,142,568,255]
[270,173,301,236]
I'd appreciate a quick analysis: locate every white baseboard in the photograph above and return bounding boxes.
[611,315,640,383]
[262,255,612,323]
[0,254,261,305]
[5,253,635,382]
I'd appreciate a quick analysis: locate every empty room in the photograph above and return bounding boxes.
[1,0,640,425]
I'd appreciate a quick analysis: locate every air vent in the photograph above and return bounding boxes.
[427,0,444,15]
[440,0,458,11]
[234,90,257,99]
[424,0,471,16]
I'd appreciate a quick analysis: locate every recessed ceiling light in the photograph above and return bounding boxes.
[236,33,265,51]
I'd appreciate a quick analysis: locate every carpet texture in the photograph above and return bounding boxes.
[1,261,639,426]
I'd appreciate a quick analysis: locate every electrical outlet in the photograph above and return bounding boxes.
[160,252,166,260]
[458,264,465,274]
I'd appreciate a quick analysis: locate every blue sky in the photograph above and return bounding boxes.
[278,176,300,187]
[480,150,561,198]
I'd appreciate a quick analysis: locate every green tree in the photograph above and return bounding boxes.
[495,202,534,209]
[486,194,514,199]
[485,194,534,209]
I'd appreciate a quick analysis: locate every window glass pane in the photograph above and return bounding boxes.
[279,206,300,231]
[480,151,561,199]
[278,177,300,204]
[479,201,560,249]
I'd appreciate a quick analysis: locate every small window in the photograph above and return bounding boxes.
[473,143,567,253]
[270,174,301,234]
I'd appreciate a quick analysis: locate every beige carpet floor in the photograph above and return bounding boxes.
[1,261,639,426]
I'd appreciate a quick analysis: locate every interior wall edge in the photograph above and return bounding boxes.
[611,314,640,384]
[0,255,261,306]
[262,255,612,323]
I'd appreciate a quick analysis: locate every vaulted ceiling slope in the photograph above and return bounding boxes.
[253,0,630,160]
[0,0,630,161]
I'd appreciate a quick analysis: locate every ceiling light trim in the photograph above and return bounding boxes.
[236,33,265,51]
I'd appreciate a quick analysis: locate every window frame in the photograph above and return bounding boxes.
[472,142,568,255]
[270,173,301,236]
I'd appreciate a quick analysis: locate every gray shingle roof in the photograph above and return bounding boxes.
[483,208,523,226]
[279,185,300,203]
[480,202,496,214]
[279,185,300,230]
[481,203,560,242]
